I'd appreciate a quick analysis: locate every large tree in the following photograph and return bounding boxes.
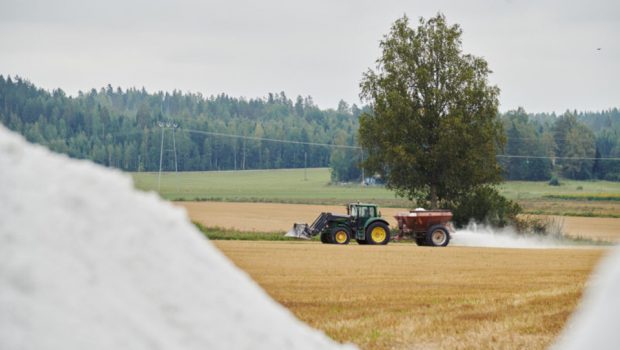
[359,14,504,209]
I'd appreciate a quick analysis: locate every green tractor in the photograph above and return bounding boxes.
[285,203,391,245]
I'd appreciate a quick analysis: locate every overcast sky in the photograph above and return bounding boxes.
[0,0,618,113]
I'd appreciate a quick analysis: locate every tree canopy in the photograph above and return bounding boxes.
[359,14,504,208]
[500,108,554,181]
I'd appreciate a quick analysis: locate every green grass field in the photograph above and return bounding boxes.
[131,168,620,216]
[498,180,620,200]
[498,180,620,217]
[131,168,408,206]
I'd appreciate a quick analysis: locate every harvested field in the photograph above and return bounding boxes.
[176,201,620,242]
[529,215,620,242]
[519,199,620,218]
[214,240,607,350]
[176,201,407,232]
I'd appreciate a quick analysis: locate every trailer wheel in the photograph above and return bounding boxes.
[425,225,450,247]
[331,227,351,245]
[366,222,390,245]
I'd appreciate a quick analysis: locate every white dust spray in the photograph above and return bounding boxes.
[451,222,562,249]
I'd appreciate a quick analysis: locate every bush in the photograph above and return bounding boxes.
[448,187,521,228]
[603,173,620,182]
[513,215,564,237]
[548,176,561,186]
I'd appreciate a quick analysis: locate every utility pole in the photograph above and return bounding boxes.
[157,121,179,193]
[171,122,179,193]
[158,122,165,191]
[304,151,308,181]
[158,93,166,192]
[242,140,246,170]
[361,147,365,185]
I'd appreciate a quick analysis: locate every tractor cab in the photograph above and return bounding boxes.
[347,203,378,232]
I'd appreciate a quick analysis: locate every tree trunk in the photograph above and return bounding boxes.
[430,184,438,209]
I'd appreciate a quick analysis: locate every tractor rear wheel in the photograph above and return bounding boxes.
[366,222,390,245]
[331,227,351,245]
[425,225,450,247]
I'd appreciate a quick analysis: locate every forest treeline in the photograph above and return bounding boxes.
[1,75,620,182]
[0,76,363,176]
[500,108,620,181]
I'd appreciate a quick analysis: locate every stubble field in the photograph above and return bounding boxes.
[214,240,606,350]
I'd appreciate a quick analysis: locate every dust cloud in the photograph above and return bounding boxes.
[452,222,562,249]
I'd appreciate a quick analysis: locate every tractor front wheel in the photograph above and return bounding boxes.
[331,227,351,245]
[366,222,390,245]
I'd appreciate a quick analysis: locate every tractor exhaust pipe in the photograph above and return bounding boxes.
[285,223,312,240]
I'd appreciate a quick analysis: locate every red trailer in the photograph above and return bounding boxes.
[394,209,454,246]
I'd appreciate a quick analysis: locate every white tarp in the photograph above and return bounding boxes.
[0,125,354,350]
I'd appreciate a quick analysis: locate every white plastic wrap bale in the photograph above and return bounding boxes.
[0,125,356,350]
[552,244,620,350]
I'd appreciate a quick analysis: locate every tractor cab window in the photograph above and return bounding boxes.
[368,207,376,217]
[349,205,357,217]
[358,206,369,217]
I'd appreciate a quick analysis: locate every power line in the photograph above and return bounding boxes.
[179,128,620,161]
[30,126,620,163]
[181,127,620,162]
[178,128,361,150]
[496,154,620,161]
